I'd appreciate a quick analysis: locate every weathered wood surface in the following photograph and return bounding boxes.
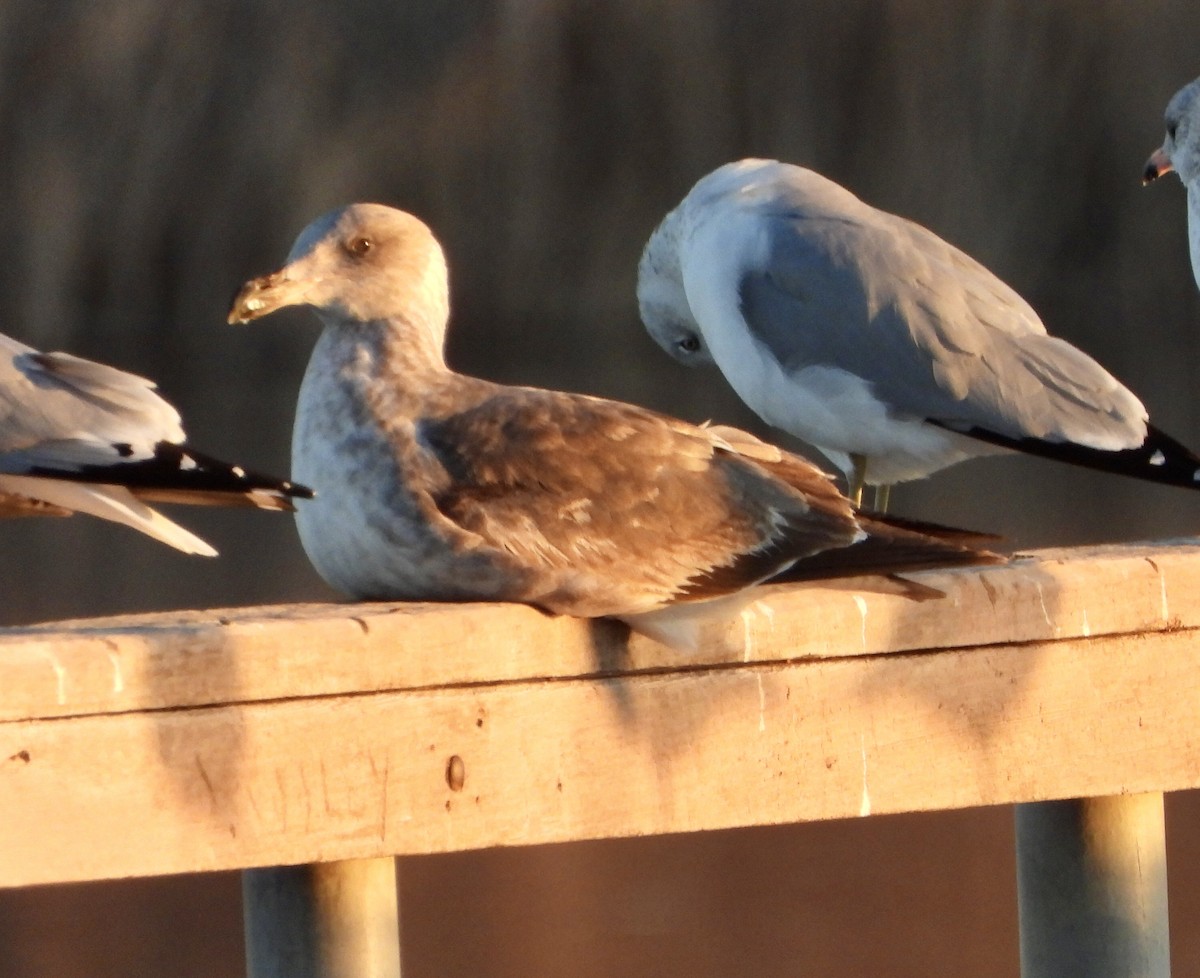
[4,541,1197,722]
[2,541,1199,887]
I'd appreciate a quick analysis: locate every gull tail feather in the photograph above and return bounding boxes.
[620,592,760,652]
[771,512,1004,585]
[936,421,1200,490]
[0,475,217,556]
[129,487,296,510]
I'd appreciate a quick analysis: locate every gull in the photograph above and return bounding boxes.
[1144,75,1200,290]
[638,158,1200,509]
[228,203,1001,650]
[1,330,312,555]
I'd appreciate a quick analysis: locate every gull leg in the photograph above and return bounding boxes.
[849,454,868,508]
[873,483,892,514]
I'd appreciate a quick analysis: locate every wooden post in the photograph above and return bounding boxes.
[243,857,402,978]
[1015,793,1170,978]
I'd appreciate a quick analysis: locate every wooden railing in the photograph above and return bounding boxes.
[4,541,1199,977]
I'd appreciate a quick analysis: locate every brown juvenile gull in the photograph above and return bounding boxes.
[228,203,1001,650]
[1144,75,1200,291]
[639,158,1200,510]
[1,330,312,555]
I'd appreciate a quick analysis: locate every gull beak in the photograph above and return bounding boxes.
[228,268,309,324]
[1143,146,1174,185]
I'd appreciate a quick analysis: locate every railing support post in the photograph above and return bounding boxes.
[243,856,401,978]
[1016,793,1169,978]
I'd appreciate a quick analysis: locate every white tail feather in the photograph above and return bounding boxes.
[621,591,759,652]
[0,475,217,556]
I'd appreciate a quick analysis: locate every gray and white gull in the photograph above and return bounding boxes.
[1145,75,1200,290]
[228,203,1000,650]
[639,159,1200,508]
[1,330,311,554]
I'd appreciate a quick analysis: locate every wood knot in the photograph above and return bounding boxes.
[445,755,466,792]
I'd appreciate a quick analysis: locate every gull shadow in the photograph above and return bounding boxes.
[585,617,638,720]
[134,609,249,845]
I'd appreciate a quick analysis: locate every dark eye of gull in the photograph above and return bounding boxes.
[347,236,373,257]
[678,334,702,354]
[1168,122,1178,142]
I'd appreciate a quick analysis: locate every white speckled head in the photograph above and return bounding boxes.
[229,203,451,349]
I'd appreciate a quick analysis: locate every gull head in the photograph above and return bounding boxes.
[636,208,713,367]
[1145,76,1200,187]
[228,203,451,334]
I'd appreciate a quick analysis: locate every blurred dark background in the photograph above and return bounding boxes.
[3,1,1200,975]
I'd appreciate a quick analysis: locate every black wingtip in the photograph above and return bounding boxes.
[178,445,316,498]
[29,442,314,499]
[933,421,1200,491]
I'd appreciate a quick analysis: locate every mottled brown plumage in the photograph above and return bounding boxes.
[230,203,1001,649]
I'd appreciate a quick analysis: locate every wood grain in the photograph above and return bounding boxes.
[3,542,1200,887]
[2,614,1199,886]
[3,541,1199,723]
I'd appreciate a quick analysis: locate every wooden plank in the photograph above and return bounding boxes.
[2,542,1200,723]
[2,626,1199,888]
[1016,794,1170,978]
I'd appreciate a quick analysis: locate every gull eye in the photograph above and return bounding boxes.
[1168,122,1178,142]
[678,334,702,354]
[346,236,373,257]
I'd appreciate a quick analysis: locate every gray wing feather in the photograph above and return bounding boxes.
[0,332,184,458]
[0,438,155,474]
[736,187,1145,444]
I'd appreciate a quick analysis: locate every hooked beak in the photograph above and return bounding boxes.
[228,268,309,324]
[1143,146,1174,185]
